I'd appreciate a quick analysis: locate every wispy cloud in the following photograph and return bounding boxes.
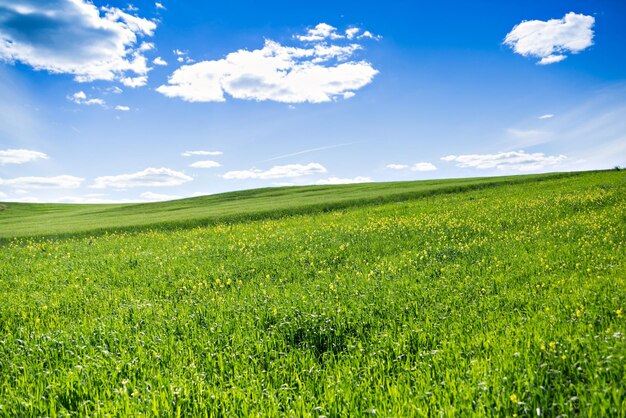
[504,12,594,65]
[539,114,554,119]
[315,176,372,185]
[441,150,567,171]
[182,150,223,157]
[91,167,193,188]
[222,163,326,180]
[260,143,355,163]
[386,162,437,172]
[0,149,48,164]
[0,175,83,189]
[189,160,221,168]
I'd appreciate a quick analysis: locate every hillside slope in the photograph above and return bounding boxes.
[0,171,593,239]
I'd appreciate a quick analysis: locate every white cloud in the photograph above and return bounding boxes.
[114,105,130,111]
[0,0,157,85]
[386,164,409,170]
[155,2,166,10]
[441,150,567,171]
[0,175,83,189]
[386,162,437,171]
[411,162,437,172]
[141,191,181,201]
[120,75,148,87]
[358,30,382,40]
[315,176,372,185]
[153,56,168,66]
[92,167,193,188]
[182,150,223,157]
[296,23,345,42]
[539,114,554,119]
[68,91,106,106]
[0,149,48,164]
[222,163,326,180]
[504,12,594,65]
[0,191,7,198]
[538,55,567,65]
[345,27,360,40]
[157,25,378,103]
[190,160,221,168]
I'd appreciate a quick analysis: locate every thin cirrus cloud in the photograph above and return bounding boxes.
[0,149,48,164]
[114,105,130,111]
[222,163,327,180]
[91,167,193,188]
[189,160,221,168]
[0,175,83,189]
[441,150,567,171]
[182,150,223,157]
[539,114,554,119]
[0,0,157,86]
[386,162,437,172]
[156,23,379,103]
[504,12,594,65]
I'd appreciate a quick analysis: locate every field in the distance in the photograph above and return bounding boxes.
[0,172,581,240]
[0,170,624,416]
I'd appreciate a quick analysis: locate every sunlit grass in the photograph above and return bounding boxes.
[0,170,624,416]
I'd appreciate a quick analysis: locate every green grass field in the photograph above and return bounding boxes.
[0,171,580,240]
[1,170,625,416]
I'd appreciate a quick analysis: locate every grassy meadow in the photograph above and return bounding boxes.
[0,170,625,416]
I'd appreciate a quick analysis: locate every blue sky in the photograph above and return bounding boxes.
[0,0,624,203]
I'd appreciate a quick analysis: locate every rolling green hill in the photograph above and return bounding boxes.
[1,170,624,416]
[0,171,590,239]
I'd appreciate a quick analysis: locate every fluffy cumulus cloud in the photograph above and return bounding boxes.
[91,167,192,188]
[182,150,223,157]
[504,12,594,65]
[315,176,372,185]
[157,23,379,103]
[222,163,326,180]
[0,175,83,189]
[386,162,437,171]
[189,160,221,168]
[0,149,48,164]
[296,23,346,42]
[441,151,567,171]
[152,56,167,66]
[0,0,157,85]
